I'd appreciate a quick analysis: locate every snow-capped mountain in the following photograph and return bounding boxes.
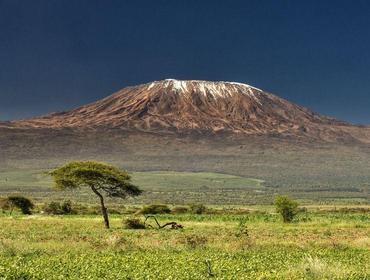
[13,79,358,140]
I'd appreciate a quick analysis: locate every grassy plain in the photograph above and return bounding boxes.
[0,211,369,279]
[1,129,370,204]
[0,170,268,205]
[0,169,367,205]
[0,163,368,278]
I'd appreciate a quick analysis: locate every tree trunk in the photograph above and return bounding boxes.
[91,186,110,229]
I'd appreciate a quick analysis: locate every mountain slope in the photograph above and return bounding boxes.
[10,79,369,142]
[2,79,370,199]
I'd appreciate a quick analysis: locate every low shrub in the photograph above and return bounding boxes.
[189,204,207,214]
[139,204,171,215]
[123,218,146,229]
[43,200,75,215]
[60,200,73,214]
[274,195,299,223]
[43,202,61,215]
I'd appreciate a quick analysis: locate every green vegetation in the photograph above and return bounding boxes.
[0,167,368,205]
[0,210,368,279]
[1,131,369,204]
[189,203,207,214]
[274,195,299,222]
[139,204,171,214]
[123,217,146,229]
[0,195,34,215]
[0,165,368,278]
[43,200,75,215]
[0,170,268,205]
[49,161,142,228]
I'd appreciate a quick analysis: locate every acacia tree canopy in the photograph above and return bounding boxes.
[49,161,142,228]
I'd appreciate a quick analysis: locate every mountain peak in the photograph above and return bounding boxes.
[146,79,263,97]
[12,79,353,141]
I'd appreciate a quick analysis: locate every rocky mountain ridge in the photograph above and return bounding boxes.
[11,79,362,142]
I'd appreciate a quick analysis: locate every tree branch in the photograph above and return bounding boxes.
[144,215,183,229]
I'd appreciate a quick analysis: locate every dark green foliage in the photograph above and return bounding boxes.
[61,200,73,214]
[43,201,61,215]
[49,161,142,198]
[1,195,34,215]
[123,218,146,229]
[189,204,207,214]
[140,204,171,214]
[274,195,299,223]
[43,200,75,215]
[49,161,142,228]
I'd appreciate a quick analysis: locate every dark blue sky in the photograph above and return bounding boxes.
[1,0,370,123]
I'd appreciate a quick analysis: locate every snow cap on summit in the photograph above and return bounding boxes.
[147,79,263,97]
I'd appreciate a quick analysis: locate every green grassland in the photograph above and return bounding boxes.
[1,129,370,205]
[0,211,369,279]
[0,169,368,205]
[0,138,369,278]
[0,169,369,279]
[1,122,369,279]
[0,170,270,205]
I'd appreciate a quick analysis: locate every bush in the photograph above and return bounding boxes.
[123,218,146,229]
[43,201,62,215]
[43,200,75,215]
[61,200,73,214]
[2,196,34,215]
[172,206,189,214]
[274,195,299,223]
[139,204,171,215]
[189,204,206,214]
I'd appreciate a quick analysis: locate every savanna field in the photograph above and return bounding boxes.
[0,169,369,279]
[0,208,369,279]
[3,1,370,280]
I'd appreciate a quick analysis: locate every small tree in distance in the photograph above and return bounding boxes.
[49,161,142,229]
[2,195,34,215]
[274,195,299,223]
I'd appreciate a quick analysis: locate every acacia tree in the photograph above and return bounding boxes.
[49,161,142,229]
